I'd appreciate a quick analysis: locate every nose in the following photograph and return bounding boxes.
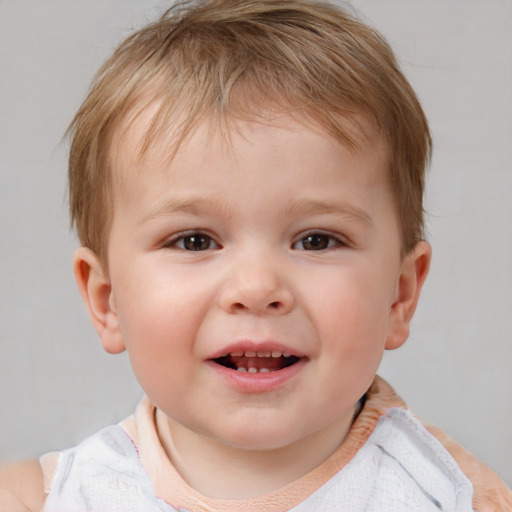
[219,256,295,315]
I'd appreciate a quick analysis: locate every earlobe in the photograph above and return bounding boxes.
[73,247,126,354]
[385,241,431,350]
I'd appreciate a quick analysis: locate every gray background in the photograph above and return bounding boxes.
[0,0,510,486]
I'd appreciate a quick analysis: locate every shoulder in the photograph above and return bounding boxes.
[0,459,44,511]
[46,425,137,491]
[43,425,165,511]
[361,407,474,510]
[426,423,512,512]
[367,377,512,511]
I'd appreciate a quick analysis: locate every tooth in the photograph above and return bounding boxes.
[245,351,256,357]
[271,351,282,358]
[257,351,271,357]
[237,367,247,372]
[283,353,291,358]
[248,367,257,373]
[231,351,243,357]
[259,368,270,373]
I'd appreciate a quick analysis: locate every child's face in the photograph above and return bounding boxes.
[77,111,428,454]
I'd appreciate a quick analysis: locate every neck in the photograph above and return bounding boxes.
[158,408,357,500]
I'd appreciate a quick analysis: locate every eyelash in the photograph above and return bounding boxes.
[164,230,346,252]
[164,231,220,252]
[293,232,347,251]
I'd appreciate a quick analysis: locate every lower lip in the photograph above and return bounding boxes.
[205,359,307,393]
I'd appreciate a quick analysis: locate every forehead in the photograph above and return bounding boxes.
[111,101,388,186]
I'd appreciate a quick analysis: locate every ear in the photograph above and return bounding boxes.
[73,247,126,354]
[385,241,431,350]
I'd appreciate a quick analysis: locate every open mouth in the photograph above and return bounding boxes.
[213,350,301,374]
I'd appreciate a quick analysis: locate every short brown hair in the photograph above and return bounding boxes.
[68,0,431,262]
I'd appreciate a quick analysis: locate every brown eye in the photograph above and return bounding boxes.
[179,234,216,251]
[298,234,333,250]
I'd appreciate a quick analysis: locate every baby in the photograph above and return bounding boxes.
[1,0,511,511]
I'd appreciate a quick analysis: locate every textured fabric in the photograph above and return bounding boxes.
[41,377,512,512]
[425,424,512,512]
[41,426,174,512]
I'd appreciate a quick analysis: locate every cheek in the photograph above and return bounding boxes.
[114,260,211,337]
[313,266,394,339]
[111,267,210,389]
[318,303,387,406]
[311,269,393,387]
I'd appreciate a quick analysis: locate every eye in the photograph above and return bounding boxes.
[170,232,219,251]
[294,233,342,251]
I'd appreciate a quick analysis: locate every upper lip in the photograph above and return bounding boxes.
[207,340,306,360]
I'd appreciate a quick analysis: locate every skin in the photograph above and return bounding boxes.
[0,111,430,506]
[0,461,44,511]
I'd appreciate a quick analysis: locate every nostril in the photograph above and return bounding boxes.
[231,301,282,313]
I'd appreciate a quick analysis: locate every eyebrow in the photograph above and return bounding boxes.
[138,197,232,225]
[138,196,373,228]
[283,199,374,228]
